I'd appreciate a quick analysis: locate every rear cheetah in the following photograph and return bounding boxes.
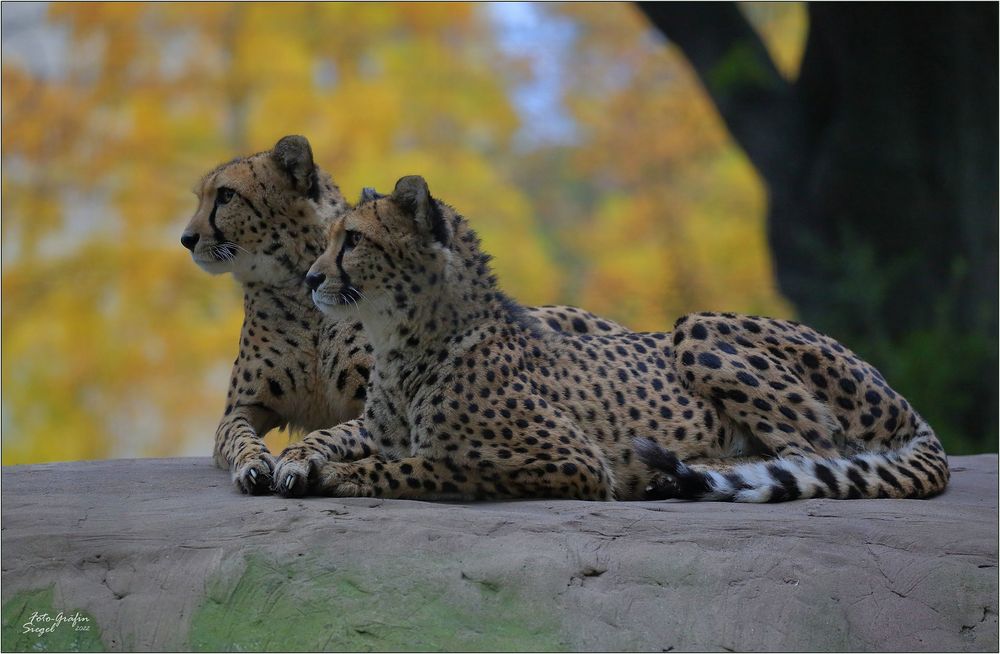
[182,137,628,494]
[288,175,949,502]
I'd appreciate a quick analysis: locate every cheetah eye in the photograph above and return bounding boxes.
[344,230,363,250]
[216,187,235,205]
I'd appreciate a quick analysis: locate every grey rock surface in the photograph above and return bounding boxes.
[2,455,997,652]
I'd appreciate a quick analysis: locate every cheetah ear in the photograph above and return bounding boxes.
[391,175,451,247]
[359,187,385,204]
[271,135,319,202]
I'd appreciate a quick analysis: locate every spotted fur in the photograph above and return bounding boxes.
[634,313,950,501]
[183,138,628,494]
[294,175,949,502]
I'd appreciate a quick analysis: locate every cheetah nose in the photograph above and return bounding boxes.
[180,232,200,250]
[305,272,326,290]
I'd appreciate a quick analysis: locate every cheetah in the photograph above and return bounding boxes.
[181,136,628,494]
[290,175,949,502]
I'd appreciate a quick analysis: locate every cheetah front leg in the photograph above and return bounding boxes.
[271,419,378,497]
[311,454,613,501]
[214,404,281,495]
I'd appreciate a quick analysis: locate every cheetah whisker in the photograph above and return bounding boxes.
[210,245,234,262]
[224,242,252,255]
[343,293,361,313]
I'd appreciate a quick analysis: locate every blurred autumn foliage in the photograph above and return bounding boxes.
[11,2,956,466]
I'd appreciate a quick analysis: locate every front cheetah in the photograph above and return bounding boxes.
[182,136,628,494]
[291,175,949,502]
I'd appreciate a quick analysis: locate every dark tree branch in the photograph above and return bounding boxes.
[637,2,805,189]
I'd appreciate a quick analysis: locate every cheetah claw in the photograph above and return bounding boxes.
[271,457,315,498]
[272,444,334,497]
[233,453,276,495]
[271,464,310,498]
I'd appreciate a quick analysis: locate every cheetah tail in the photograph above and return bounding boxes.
[634,424,950,503]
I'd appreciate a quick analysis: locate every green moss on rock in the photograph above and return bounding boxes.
[189,553,566,652]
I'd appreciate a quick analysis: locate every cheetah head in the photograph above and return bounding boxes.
[181,135,348,285]
[306,175,454,317]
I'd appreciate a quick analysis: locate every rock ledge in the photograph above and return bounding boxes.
[2,455,997,651]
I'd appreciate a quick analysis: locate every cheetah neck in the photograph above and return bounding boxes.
[359,230,522,392]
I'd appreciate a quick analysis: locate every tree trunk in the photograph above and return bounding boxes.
[639,2,998,452]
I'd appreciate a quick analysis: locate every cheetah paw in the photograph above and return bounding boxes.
[646,472,688,500]
[633,438,708,500]
[232,452,276,495]
[272,447,330,498]
[271,457,315,497]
